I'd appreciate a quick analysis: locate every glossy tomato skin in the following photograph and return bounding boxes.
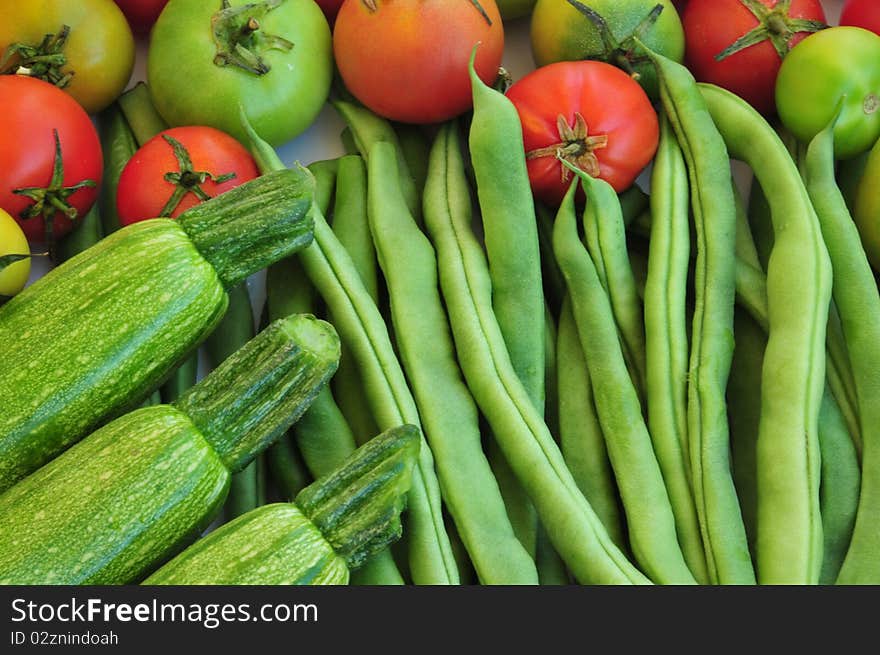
[840,0,880,36]
[682,0,825,116]
[116,126,259,224]
[776,26,880,160]
[0,76,103,244]
[333,0,504,124]
[148,0,333,146]
[0,0,135,114]
[506,60,659,207]
[114,0,169,33]
[0,209,31,297]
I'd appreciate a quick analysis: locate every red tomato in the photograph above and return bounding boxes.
[114,0,169,33]
[117,126,259,225]
[682,0,826,115]
[505,60,659,206]
[315,0,344,24]
[333,0,504,124]
[0,76,102,244]
[840,0,880,36]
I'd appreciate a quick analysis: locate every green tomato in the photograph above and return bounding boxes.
[496,0,537,20]
[147,0,333,147]
[0,208,31,298]
[776,26,880,160]
[530,0,684,101]
[854,136,880,271]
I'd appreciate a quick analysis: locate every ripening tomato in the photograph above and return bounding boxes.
[116,126,260,225]
[840,0,880,36]
[682,0,826,115]
[333,0,504,124]
[0,208,31,298]
[506,60,659,206]
[0,76,102,244]
[0,0,136,114]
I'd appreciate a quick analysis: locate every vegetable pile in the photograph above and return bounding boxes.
[1,0,879,587]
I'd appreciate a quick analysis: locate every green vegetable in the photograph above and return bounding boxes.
[55,203,103,263]
[0,315,340,584]
[368,140,538,585]
[700,82,832,585]
[144,424,419,585]
[648,46,754,585]
[0,170,315,492]
[97,101,139,235]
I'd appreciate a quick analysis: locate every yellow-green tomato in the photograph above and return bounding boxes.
[0,209,31,297]
[148,0,333,147]
[854,136,880,271]
[776,26,880,160]
[0,0,135,114]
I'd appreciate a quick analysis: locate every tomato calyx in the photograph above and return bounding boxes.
[158,134,237,217]
[0,24,73,89]
[211,0,294,75]
[12,129,96,247]
[715,0,826,62]
[526,113,609,181]
[565,0,664,81]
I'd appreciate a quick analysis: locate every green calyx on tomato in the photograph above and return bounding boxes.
[776,26,880,160]
[211,0,293,75]
[12,129,97,247]
[714,0,826,62]
[157,134,237,216]
[0,24,73,89]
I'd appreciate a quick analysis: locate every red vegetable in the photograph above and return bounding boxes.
[116,126,259,225]
[505,60,659,206]
[682,0,826,115]
[840,0,880,36]
[0,76,102,244]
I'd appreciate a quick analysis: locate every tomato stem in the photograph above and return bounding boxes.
[715,0,827,62]
[12,129,96,250]
[526,113,608,181]
[211,0,294,76]
[0,24,73,89]
[158,134,237,217]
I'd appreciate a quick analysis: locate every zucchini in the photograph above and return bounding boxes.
[0,314,340,585]
[0,168,315,492]
[145,424,419,585]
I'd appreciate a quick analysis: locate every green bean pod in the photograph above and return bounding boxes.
[803,121,880,585]
[117,82,168,147]
[648,48,754,585]
[424,121,648,585]
[266,434,312,501]
[699,82,831,585]
[556,180,696,585]
[97,102,138,236]
[557,295,627,550]
[535,202,566,316]
[367,140,538,585]
[55,204,103,264]
[243,115,458,586]
[644,113,708,584]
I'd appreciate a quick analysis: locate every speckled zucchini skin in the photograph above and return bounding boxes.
[144,504,349,585]
[0,220,228,492]
[0,405,229,585]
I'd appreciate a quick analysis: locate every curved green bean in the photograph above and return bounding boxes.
[700,82,831,585]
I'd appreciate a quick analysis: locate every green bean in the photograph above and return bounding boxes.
[699,82,831,585]
[574,167,648,404]
[306,159,339,216]
[468,50,544,561]
[837,150,869,216]
[55,203,103,263]
[243,115,458,586]
[556,179,696,585]
[367,140,538,584]
[329,155,381,445]
[266,434,312,501]
[97,103,137,236]
[557,295,627,550]
[535,202,566,316]
[158,355,199,404]
[733,186,762,272]
[803,120,880,585]
[644,112,708,584]
[647,48,754,585]
[424,122,648,585]
[331,100,421,224]
[117,82,168,147]
[394,122,430,201]
[620,184,651,228]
